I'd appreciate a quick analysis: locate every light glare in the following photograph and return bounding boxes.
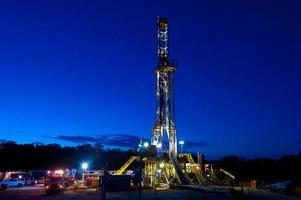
[143,142,149,148]
[82,162,88,170]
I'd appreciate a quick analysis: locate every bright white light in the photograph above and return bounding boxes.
[81,163,88,170]
[138,143,142,148]
[156,143,162,148]
[143,142,149,148]
[179,140,185,145]
[18,175,22,179]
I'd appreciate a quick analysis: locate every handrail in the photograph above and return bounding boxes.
[169,153,189,185]
[220,168,235,180]
[115,156,139,175]
[184,154,202,184]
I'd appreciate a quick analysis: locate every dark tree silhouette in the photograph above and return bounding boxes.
[0,141,300,184]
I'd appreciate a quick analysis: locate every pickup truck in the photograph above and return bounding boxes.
[0,179,25,187]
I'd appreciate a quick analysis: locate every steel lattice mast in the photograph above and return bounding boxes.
[152,17,177,155]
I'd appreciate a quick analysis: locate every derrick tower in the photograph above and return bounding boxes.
[152,17,177,155]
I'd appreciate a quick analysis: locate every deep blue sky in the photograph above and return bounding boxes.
[0,0,300,159]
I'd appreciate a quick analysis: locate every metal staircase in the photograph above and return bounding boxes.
[115,156,139,175]
[169,153,189,185]
[184,154,203,184]
[220,168,235,180]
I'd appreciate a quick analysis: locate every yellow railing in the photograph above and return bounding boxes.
[184,153,202,184]
[115,156,139,175]
[220,168,235,180]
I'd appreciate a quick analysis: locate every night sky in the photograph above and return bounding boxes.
[0,0,300,159]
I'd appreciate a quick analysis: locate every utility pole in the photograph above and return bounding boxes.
[138,156,142,200]
[101,162,108,200]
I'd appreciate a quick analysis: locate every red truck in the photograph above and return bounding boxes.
[45,176,65,194]
[44,170,75,194]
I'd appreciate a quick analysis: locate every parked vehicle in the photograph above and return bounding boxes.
[271,180,292,194]
[65,176,75,186]
[36,178,45,184]
[45,176,65,194]
[23,178,36,186]
[0,179,25,187]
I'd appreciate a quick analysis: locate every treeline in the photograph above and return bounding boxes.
[1,141,300,183]
[0,140,140,171]
[214,154,301,183]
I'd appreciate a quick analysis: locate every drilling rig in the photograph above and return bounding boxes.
[151,17,189,185]
[151,17,177,155]
[114,17,206,188]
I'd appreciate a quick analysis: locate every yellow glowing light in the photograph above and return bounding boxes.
[159,162,164,168]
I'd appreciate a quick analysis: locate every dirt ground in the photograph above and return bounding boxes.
[1,185,301,200]
[0,185,230,200]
